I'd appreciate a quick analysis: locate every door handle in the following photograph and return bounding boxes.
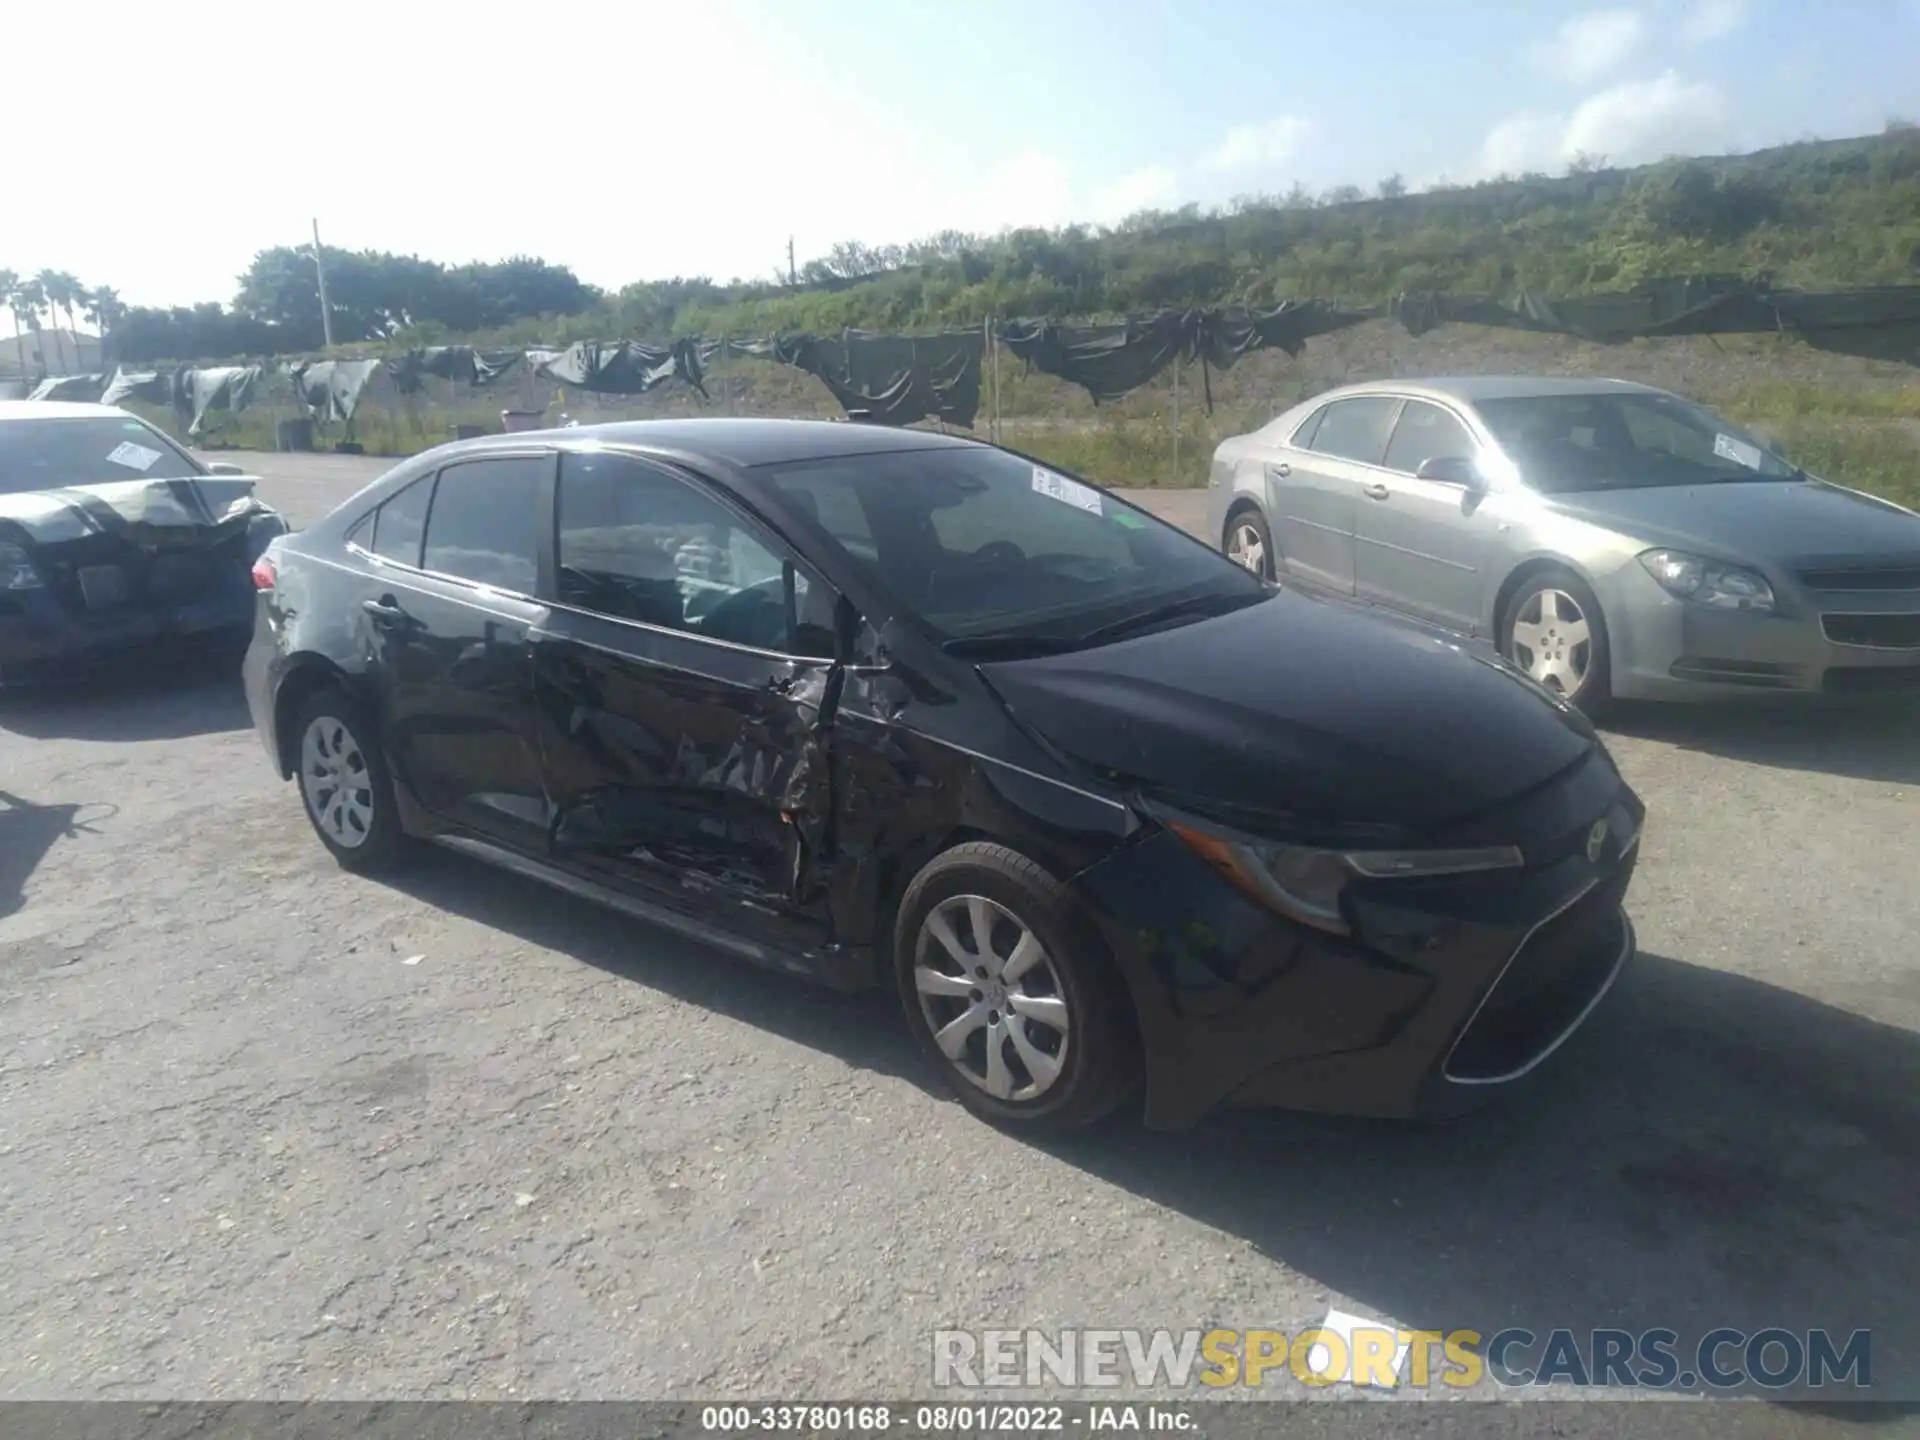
[1362,482,1390,501]
[361,596,408,624]
[1269,462,1292,478]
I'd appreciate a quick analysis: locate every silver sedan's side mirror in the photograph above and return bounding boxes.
[204,461,247,477]
[1416,455,1483,489]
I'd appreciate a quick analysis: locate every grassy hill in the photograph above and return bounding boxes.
[468,127,1920,344]
[189,128,1920,504]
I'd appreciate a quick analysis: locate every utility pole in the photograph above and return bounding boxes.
[312,217,335,349]
[787,236,796,287]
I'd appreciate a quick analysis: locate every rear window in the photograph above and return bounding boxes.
[0,416,200,495]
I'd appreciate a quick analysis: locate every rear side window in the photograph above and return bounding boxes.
[1383,400,1479,474]
[1308,397,1402,465]
[420,456,547,594]
[369,477,432,566]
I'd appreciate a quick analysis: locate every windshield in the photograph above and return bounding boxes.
[0,416,204,496]
[760,444,1265,643]
[1475,392,1799,494]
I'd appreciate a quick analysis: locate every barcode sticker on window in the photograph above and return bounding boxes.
[1713,432,1764,470]
[1032,466,1103,514]
[106,441,163,471]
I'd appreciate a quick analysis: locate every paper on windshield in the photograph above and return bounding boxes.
[1713,432,1766,470]
[1032,465,1103,515]
[106,440,164,472]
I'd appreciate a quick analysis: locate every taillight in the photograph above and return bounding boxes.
[251,556,277,591]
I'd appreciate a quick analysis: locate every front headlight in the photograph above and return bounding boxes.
[0,541,44,590]
[1164,816,1524,936]
[1638,549,1774,613]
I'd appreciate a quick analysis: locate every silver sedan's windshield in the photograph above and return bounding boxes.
[1476,392,1799,494]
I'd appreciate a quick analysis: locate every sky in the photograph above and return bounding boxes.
[6,0,1918,310]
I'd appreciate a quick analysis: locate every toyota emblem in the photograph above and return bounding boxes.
[1586,818,1609,863]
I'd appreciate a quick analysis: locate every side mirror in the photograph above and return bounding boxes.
[1416,455,1483,489]
[204,461,247,477]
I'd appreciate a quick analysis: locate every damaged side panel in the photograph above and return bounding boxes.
[530,610,847,966]
[821,656,1139,954]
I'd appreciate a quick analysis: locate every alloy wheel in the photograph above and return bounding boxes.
[1226,521,1266,576]
[1509,588,1592,695]
[913,894,1073,1102]
[299,714,376,850]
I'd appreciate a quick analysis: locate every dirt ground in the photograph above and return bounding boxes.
[1,452,1916,1420]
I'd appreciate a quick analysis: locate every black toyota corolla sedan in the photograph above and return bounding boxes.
[245,418,1645,1133]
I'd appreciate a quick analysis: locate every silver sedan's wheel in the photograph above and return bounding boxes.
[1508,587,1592,696]
[913,893,1072,1103]
[299,713,376,850]
[1226,520,1266,577]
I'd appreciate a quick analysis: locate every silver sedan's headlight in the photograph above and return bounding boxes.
[1638,549,1775,613]
[1164,815,1524,936]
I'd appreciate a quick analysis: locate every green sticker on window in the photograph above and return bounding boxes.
[1113,511,1146,529]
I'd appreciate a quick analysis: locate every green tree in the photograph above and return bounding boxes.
[0,270,28,379]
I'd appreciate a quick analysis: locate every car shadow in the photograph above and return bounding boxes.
[0,659,252,743]
[378,847,937,1096]
[1039,949,1920,1402]
[1603,699,1920,784]
[356,846,1920,1404]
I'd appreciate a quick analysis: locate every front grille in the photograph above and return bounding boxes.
[1670,657,1803,687]
[1822,613,1920,649]
[1446,869,1631,1084]
[1798,564,1920,592]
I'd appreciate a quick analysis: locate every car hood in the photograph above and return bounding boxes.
[978,590,1597,840]
[0,475,273,547]
[1545,478,1920,568]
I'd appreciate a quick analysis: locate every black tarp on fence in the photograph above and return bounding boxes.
[20,276,1920,435]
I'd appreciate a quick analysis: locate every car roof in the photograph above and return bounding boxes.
[1310,375,1666,406]
[448,416,986,470]
[0,400,132,421]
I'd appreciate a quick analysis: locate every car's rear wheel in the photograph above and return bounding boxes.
[1224,507,1274,580]
[1501,568,1613,715]
[894,842,1138,1133]
[293,687,405,873]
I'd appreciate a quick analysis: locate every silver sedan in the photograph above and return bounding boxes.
[1206,376,1920,709]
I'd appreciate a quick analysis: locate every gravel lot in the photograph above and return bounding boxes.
[2,451,1917,1419]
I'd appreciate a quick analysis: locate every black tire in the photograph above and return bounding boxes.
[289,685,406,873]
[1500,566,1613,715]
[894,842,1139,1133]
[1223,506,1275,580]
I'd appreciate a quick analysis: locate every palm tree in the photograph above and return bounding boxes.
[15,276,48,377]
[32,270,71,372]
[82,286,125,369]
[0,270,28,380]
[51,271,88,370]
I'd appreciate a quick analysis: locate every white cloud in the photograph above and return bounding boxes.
[1471,71,1733,177]
[1679,0,1749,45]
[1086,166,1182,222]
[1531,9,1648,85]
[1200,116,1313,173]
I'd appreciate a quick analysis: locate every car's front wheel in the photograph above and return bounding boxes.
[1224,507,1274,580]
[292,686,405,873]
[894,842,1138,1133]
[1501,567,1613,714]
